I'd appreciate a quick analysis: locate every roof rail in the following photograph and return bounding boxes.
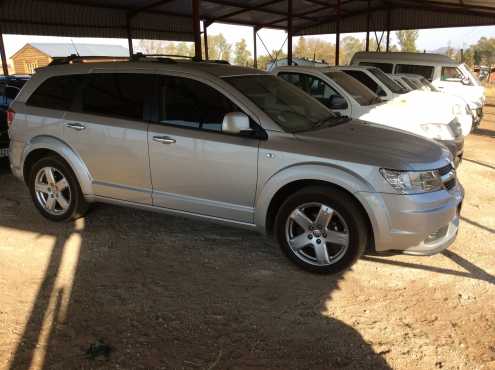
[48,54,128,66]
[131,53,230,65]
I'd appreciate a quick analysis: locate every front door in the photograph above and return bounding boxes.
[148,75,259,223]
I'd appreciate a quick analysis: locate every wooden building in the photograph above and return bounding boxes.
[11,43,129,74]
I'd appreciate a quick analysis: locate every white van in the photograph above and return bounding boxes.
[350,52,485,122]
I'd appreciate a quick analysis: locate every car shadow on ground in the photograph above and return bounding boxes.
[472,127,495,139]
[1,170,392,369]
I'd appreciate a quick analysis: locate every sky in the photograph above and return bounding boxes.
[3,23,495,60]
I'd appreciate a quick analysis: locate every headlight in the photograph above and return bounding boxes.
[419,123,455,140]
[380,168,443,194]
[452,104,463,116]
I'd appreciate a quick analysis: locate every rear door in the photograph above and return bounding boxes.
[63,72,155,204]
[148,74,259,223]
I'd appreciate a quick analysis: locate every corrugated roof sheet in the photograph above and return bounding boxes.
[29,43,129,57]
[0,0,495,39]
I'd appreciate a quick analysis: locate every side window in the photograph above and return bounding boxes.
[27,75,84,110]
[81,73,155,121]
[344,70,385,96]
[304,75,347,109]
[159,76,241,133]
[279,72,347,109]
[395,64,434,81]
[359,62,393,73]
[441,66,463,81]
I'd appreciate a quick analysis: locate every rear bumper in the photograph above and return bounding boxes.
[357,182,464,255]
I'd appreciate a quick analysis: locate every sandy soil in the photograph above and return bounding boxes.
[0,107,494,370]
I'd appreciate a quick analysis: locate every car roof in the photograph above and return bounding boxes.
[351,51,458,66]
[272,65,344,74]
[34,60,267,79]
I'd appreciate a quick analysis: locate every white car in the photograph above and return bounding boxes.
[335,66,472,137]
[350,51,485,125]
[273,66,464,167]
[390,73,473,136]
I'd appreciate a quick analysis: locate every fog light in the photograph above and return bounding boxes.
[425,226,449,244]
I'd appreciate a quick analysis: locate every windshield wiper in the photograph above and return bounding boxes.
[314,114,351,129]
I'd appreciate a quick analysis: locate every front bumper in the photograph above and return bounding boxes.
[471,107,483,126]
[437,138,464,168]
[358,182,464,255]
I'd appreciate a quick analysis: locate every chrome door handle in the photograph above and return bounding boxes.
[65,122,86,131]
[153,136,176,144]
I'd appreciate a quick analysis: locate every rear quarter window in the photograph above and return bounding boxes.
[27,75,84,110]
[358,62,393,73]
[395,64,434,81]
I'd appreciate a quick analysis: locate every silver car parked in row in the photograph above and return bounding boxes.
[8,57,464,273]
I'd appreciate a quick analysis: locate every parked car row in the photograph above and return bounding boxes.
[6,53,468,273]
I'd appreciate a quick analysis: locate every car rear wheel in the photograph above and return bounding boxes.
[274,186,368,273]
[28,156,88,222]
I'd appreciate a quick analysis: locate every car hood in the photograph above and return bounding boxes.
[293,119,451,171]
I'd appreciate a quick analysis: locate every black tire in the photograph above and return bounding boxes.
[274,185,368,274]
[28,155,89,222]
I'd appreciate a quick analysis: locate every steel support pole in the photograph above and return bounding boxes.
[126,16,134,56]
[365,0,370,52]
[335,0,341,66]
[386,7,391,52]
[192,0,202,59]
[203,22,209,60]
[0,28,8,76]
[253,27,258,69]
[287,0,293,66]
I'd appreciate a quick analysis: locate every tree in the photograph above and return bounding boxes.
[205,34,232,62]
[233,38,251,66]
[175,42,194,57]
[293,37,334,64]
[136,39,178,55]
[396,30,419,52]
[341,36,363,65]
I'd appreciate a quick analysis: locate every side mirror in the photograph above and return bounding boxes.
[222,112,250,134]
[461,77,471,86]
[328,95,348,110]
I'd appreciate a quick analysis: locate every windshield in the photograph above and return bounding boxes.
[369,68,408,94]
[403,77,420,90]
[223,74,339,133]
[460,63,482,86]
[325,71,380,106]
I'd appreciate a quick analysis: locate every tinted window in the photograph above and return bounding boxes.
[395,64,434,80]
[343,70,385,96]
[81,73,155,121]
[279,72,347,109]
[368,68,407,94]
[224,75,339,133]
[359,62,393,73]
[27,75,83,110]
[159,76,239,132]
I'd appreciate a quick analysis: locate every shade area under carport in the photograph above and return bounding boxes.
[1,0,495,75]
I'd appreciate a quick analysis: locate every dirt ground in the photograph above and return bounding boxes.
[0,108,494,370]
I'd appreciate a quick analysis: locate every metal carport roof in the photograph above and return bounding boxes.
[1,0,495,74]
[1,1,495,39]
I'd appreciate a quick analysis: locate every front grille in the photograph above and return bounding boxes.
[445,178,456,190]
[437,163,456,191]
[438,164,453,176]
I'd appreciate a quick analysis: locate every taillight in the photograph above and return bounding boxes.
[6,108,15,129]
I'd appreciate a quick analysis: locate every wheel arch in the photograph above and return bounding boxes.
[255,165,376,249]
[22,135,94,198]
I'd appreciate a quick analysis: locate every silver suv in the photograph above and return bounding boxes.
[8,58,464,273]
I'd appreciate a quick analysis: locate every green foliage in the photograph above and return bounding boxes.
[204,34,231,62]
[294,36,334,64]
[396,30,419,52]
[233,38,252,66]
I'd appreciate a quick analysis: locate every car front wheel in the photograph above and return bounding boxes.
[274,186,368,273]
